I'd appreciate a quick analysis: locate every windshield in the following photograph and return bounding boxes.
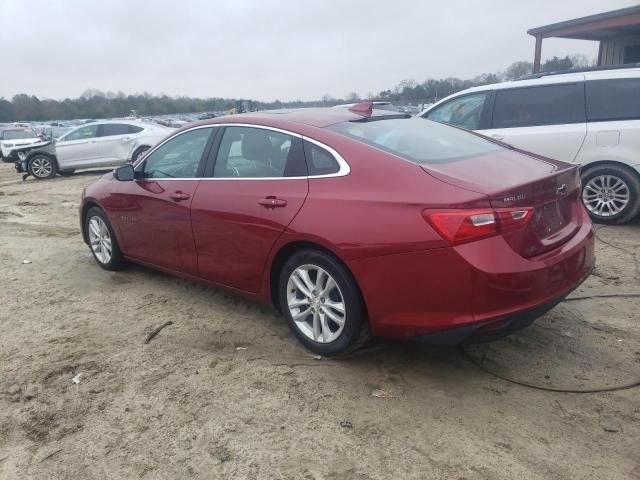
[328,117,505,164]
[3,130,37,140]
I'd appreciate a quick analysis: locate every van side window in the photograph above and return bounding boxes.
[426,93,488,130]
[491,84,585,129]
[586,79,640,122]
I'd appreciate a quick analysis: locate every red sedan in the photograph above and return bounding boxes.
[80,104,594,356]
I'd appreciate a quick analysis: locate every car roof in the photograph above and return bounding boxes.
[196,107,400,129]
[422,66,640,114]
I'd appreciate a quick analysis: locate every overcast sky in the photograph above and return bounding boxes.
[1,0,636,101]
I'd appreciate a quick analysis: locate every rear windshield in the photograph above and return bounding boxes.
[3,129,37,140]
[328,117,504,164]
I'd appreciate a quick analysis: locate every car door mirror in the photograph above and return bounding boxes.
[114,164,135,181]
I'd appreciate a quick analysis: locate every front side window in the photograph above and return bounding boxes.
[62,125,99,142]
[329,117,505,164]
[140,127,212,179]
[586,78,640,122]
[213,126,306,178]
[492,83,585,129]
[426,93,488,130]
[100,123,133,137]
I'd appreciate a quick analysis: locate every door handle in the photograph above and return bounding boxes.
[491,134,504,141]
[258,196,287,208]
[169,191,191,201]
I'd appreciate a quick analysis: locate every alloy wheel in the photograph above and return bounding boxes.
[31,157,53,178]
[286,264,346,343]
[582,174,630,218]
[88,216,113,264]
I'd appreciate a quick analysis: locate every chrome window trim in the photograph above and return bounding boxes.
[132,124,217,171]
[130,122,351,181]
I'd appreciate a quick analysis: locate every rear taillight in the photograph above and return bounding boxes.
[424,208,534,245]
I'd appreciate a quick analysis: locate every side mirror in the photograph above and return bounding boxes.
[114,164,135,181]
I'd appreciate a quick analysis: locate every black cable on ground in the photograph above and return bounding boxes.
[461,347,640,394]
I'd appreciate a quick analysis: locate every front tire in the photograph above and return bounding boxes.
[581,164,640,224]
[278,249,368,356]
[27,155,57,179]
[85,207,128,271]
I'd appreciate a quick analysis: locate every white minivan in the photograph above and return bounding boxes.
[420,66,640,224]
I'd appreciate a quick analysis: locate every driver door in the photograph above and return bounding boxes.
[113,126,217,274]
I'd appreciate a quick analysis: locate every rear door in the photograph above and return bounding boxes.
[95,123,141,164]
[191,125,309,292]
[55,124,100,168]
[479,82,587,162]
[113,126,217,273]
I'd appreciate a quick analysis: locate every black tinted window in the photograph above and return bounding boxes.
[303,141,340,175]
[129,125,144,133]
[586,78,640,122]
[492,84,585,128]
[213,127,306,178]
[101,124,133,137]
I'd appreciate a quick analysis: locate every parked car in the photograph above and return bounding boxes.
[419,65,640,224]
[80,105,594,356]
[0,127,42,162]
[12,120,171,179]
[333,101,399,111]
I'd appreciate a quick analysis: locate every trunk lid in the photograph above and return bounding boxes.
[421,150,582,257]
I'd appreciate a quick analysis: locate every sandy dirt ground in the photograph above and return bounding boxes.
[0,162,639,480]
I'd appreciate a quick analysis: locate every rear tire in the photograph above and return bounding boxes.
[278,249,369,357]
[581,164,640,224]
[27,154,57,180]
[85,206,128,271]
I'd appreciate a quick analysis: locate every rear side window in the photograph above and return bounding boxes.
[426,93,488,130]
[303,141,340,175]
[492,84,585,128]
[128,125,144,133]
[586,78,640,122]
[329,117,505,165]
[213,126,307,178]
[101,123,132,137]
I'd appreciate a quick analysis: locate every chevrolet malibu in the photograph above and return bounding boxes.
[80,104,594,356]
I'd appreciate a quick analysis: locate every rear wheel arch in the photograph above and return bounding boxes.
[580,160,640,180]
[269,241,367,317]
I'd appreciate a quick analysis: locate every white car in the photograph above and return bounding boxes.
[420,65,640,224]
[13,120,172,179]
[0,127,41,161]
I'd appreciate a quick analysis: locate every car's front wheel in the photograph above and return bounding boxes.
[581,164,640,224]
[278,249,369,356]
[28,155,57,179]
[85,207,128,271]
[131,146,150,163]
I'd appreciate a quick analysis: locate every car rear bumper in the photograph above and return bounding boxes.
[348,207,595,341]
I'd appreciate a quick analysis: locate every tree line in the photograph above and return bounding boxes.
[0,55,593,123]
